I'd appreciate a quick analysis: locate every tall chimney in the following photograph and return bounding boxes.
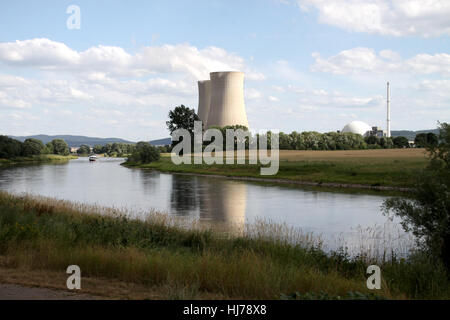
[387,81,391,138]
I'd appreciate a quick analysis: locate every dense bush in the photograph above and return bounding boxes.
[128,142,161,163]
[383,122,450,273]
[393,136,410,148]
[93,142,135,156]
[77,145,91,155]
[48,139,69,155]
[22,138,46,156]
[415,132,438,148]
[0,136,72,159]
[0,136,23,158]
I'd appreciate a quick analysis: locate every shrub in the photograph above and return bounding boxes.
[129,142,160,163]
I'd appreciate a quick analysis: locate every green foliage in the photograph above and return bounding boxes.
[393,136,410,148]
[415,132,438,148]
[98,142,135,156]
[1,191,449,299]
[93,144,103,154]
[51,139,69,156]
[0,135,23,159]
[77,145,91,155]
[128,142,160,164]
[45,142,54,154]
[166,104,200,135]
[22,138,46,156]
[278,131,367,150]
[383,122,450,272]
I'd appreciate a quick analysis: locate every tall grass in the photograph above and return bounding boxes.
[0,191,448,299]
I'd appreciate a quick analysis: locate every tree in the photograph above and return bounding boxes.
[93,145,103,154]
[129,142,160,163]
[393,136,410,148]
[427,132,439,147]
[383,122,450,272]
[22,138,45,156]
[415,132,438,148]
[365,135,379,146]
[45,142,54,154]
[0,136,23,159]
[77,145,91,155]
[166,105,200,135]
[51,139,69,155]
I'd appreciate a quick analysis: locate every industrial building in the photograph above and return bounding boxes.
[341,121,387,137]
[197,80,211,128]
[341,82,391,138]
[197,71,249,129]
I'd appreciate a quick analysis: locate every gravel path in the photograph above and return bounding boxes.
[0,283,97,300]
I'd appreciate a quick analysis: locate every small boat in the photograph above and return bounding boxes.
[89,155,97,162]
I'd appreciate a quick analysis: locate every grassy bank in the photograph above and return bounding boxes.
[0,154,78,166]
[124,149,428,189]
[0,191,448,299]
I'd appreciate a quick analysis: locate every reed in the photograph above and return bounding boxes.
[0,191,448,299]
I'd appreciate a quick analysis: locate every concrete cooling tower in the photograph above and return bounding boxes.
[197,80,211,128]
[206,71,249,129]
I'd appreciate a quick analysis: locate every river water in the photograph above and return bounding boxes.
[0,157,413,256]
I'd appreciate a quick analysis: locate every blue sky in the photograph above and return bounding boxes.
[1,0,449,141]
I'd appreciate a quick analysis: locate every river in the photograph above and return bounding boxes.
[0,157,413,256]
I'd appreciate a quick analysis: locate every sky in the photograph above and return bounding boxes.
[0,0,449,141]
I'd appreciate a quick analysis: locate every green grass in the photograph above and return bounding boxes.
[124,155,427,189]
[0,154,77,166]
[0,191,448,299]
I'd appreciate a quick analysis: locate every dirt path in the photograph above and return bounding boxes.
[0,283,98,300]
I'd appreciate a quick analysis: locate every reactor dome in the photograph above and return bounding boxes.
[341,121,372,136]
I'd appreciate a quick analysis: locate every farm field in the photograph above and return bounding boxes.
[125,149,429,190]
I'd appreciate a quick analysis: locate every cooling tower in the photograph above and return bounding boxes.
[197,80,211,128]
[207,71,249,129]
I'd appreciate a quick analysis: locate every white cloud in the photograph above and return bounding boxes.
[0,38,263,81]
[245,88,262,100]
[297,0,450,37]
[312,47,450,75]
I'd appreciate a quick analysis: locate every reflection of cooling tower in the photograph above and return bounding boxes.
[197,80,211,128]
[207,71,249,128]
[199,180,246,229]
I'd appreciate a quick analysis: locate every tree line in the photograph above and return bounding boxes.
[0,136,70,158]
[166,105,438,151]
[91,142,170,157]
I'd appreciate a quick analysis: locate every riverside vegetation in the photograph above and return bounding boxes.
[0,191,449,300]
[0,135,77,165]
[124,149,428,189]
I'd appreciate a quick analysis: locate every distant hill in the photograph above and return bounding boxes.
[149,137,171,146]
[9,134,171,148]
[391,129,440,141]
[10,135,134,148]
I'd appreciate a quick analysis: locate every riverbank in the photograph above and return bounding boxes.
[0,154,78,166]
[0,191,448,299]
[123,149,428,191]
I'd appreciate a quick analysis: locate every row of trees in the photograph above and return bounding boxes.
[91,142,170,157]
[0,136,70,158]
[166,105,430,151]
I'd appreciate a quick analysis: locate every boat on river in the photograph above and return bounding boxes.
[88,155,97,162]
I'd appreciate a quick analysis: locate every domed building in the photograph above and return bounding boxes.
[341,121,372,137]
